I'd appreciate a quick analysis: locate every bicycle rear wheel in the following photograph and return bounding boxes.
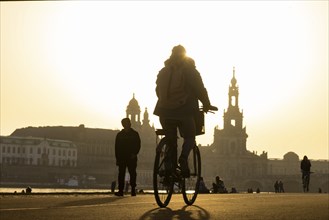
[305,175,310,192]
[182,145,201,205]
[303,177,306,192]
[153,138,174,207]
[302,173,310,192]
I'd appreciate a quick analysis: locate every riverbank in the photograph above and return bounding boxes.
[0,187,112,195]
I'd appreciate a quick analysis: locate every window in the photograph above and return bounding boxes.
[38,148,41,154]
[2,146,5,153]
[7,146,10,153]
[231,119,236,127]
[231,96,236,106]
[30,147,33,154]
[13,147,16,154]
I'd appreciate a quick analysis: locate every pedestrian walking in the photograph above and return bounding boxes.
[114,118,141,196]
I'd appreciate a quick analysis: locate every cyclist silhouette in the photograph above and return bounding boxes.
[300,155,312,192]
[153,45,216,177]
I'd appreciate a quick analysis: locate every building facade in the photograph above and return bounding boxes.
[0,136,77,167]
[0,136,78,184]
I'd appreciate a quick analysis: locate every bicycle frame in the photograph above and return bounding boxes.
[153,107,217,207]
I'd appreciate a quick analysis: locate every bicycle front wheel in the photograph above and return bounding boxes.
[302,172,310,192]
[182,145,201,205]
[153,138,174,207]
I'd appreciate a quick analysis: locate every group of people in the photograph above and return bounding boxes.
[199,176,233,194]
[199,176,236,194]
[212,176,228,193]
[113,45,216,196]
[274,180,285,193]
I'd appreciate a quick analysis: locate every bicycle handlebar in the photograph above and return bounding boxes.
[209,105,218,111]
[200,105,218,113]
[301,170,314,174]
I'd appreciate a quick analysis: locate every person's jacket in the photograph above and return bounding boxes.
[300,159,311,172]
[154,56,210,118]
[115,128,141,163]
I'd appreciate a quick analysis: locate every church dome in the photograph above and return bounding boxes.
[127,94,140,112]
[129,97,139,107]
[283,152,299,161]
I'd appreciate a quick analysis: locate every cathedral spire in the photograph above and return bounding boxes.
[231,66,237,87]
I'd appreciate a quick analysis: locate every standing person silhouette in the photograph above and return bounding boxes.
[300,155,312,192]
[153,45,217,177]
[115,118,141,196]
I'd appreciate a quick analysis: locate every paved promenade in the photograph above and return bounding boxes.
[0,193,328,220]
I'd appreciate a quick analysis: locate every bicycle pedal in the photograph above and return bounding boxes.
[171,169,182,181]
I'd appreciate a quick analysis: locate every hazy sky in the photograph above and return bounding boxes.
[1,1,328,160]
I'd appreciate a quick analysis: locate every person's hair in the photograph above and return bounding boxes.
[121,118,130,125]
[171,45,186,57]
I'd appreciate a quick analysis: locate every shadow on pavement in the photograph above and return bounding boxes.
[55,196,124,208]
[139,205,210,220]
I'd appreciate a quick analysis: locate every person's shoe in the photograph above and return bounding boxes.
[114,191,123,196]
[131,188,136,196]
[179,157,190,178]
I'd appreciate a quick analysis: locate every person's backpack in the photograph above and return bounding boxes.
[156,65,189,109]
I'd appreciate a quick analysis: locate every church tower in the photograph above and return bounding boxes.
[213,68,248,155]
[126,93,141,129]
[142,108,150,127]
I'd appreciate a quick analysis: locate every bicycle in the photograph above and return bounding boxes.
[302,171,313,192]
[153,106,217,207]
